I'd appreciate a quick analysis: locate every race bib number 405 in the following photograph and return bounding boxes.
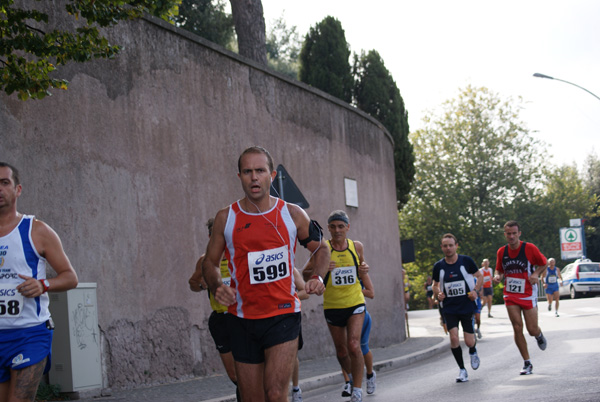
[332,266,357,286]
[506,277,526,293]
[444,281,466,297]
[0,285,23,318]
[248,246,290,285]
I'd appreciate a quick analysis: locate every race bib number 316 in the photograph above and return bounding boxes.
[248,246,290,285]
[0,285,23,318]
[332,266,357,286]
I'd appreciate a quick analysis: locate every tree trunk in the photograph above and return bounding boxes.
[229,0,267,64]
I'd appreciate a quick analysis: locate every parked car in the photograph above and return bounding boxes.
[558,258,600,299]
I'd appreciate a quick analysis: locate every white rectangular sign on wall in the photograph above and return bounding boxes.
[344,178,358,207]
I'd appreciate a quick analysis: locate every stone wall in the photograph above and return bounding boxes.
[0,3,406,390]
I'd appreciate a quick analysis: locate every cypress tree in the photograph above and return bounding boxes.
[354,50,415,208]
[299,16,353,103]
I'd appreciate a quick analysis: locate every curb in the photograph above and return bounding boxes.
[206,337,449,402]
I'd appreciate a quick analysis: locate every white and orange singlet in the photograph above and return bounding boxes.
[223,198,300,319]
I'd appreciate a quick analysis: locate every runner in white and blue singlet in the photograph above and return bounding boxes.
[0,162,78,402]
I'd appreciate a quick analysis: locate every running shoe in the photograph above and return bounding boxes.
[476,328,482,339]
[520,361,533,375]
[341,381,352,397]
[548,304,551,311]
[555,312,559,317]
[366,372,376,394]
[456,368,468,382]
[470,352,480,370]
[350,388,363,402]
[292,388,302,402]
[536,332,547,351]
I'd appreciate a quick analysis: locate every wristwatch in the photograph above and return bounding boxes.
[40,279,50,293]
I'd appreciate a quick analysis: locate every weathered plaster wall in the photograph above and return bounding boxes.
[0,3,406,390]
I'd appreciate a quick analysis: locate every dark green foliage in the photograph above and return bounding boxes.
[353,50,414,208]
[35,382,68,401]
[174,0,234,48]
[0,0,180,100]
[583,153,600,261]
[298,16,352,103]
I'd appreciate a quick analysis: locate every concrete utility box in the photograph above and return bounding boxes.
[49,283,102,393]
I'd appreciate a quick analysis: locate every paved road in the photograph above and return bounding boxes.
[301,297,600,402]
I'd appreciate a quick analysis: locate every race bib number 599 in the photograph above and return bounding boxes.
[248,246,290,285]
[0,285,23,318]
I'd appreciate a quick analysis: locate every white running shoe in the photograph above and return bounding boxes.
[456,368,468,382]
[292,388,302,402]
[341,382,352,397]
[476,328,482,339]
[366,372,376,394]
[470,352,480,370]
[520,361,533,375]
[350,388,363,402]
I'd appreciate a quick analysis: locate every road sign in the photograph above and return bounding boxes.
[559,226,584,260]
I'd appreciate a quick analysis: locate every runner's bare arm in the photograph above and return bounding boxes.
[17,219,78,298]
[432,280,445,301]
[289,204,330,295]
[189,255,207,292]
[202,208,236,305]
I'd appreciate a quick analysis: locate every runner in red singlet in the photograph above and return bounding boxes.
[493,220,547,376]
[202,147,330,402]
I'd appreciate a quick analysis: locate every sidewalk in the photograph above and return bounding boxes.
[76,310,448,402]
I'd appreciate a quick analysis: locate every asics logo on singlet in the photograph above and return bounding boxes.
[255,252,284,265]
[335,268,353,275]
[236,223,252,232]
[0,288,17,297]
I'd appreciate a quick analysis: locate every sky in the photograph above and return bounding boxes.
[257,0,600,168]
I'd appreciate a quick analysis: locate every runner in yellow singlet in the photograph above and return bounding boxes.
[322,210,369,402]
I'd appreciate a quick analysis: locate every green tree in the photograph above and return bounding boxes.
[353,50,414,208]
[266,13,301,79]
[175,0,234,49]
[0,0,180,100]
[514,164,597,263]
[583,152,600,261]
[399,86,545,306]
[298,16,352,103]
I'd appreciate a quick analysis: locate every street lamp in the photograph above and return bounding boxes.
[533,73,600,102]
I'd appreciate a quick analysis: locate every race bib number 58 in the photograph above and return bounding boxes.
[248,246,290,285]
[0,285,23,318]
